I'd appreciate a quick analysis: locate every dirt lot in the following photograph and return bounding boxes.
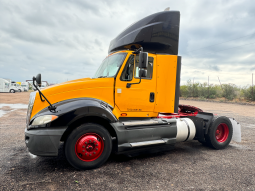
[0,93,255,190]
[0,92,30,104]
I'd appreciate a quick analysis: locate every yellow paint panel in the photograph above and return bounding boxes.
[115,53,157,112]
[30,50,179,121]
[112,105,158,119]
[31,78,115,119]
[154,55,178,113]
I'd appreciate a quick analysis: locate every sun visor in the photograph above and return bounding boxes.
[108,11,180,55]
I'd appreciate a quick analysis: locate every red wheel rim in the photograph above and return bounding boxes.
[215,123,229,143]
[75,133,104,162]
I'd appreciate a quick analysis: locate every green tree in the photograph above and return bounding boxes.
[243,85,255,101]
[222,84,237,100]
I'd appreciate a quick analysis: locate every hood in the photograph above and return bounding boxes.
[31,77,115,118]
[40,78,92,93]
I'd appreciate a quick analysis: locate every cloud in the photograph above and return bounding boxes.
[0,0,254,86]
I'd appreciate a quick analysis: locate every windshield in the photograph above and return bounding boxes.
[93,53,127,78]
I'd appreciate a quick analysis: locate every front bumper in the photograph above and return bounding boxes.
[25,127,67,156]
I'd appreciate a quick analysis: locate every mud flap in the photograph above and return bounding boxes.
[229,118,241,142]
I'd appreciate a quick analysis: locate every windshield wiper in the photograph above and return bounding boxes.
[97,76,107,78]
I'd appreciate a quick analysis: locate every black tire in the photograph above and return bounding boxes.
[205,116,233,149]
[65,123,112,170]
[198,139,208,146]
[19,89,21,92]
[10,89,15,93]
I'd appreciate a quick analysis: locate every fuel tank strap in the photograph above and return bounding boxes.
[182,118,190,142]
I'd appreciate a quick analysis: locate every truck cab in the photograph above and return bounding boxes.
[6,80,19,93]
[21,82,29,91]
[25,10,236,170]
[16,83,24,92]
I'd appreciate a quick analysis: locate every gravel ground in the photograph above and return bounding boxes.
[0,93,255,190]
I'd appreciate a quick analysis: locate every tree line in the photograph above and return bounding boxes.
[180,80,255,101]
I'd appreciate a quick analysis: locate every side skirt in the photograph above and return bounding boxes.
[111,118,177,153]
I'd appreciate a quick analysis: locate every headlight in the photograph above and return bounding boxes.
[26,92,36,126]
[31,115,58,126]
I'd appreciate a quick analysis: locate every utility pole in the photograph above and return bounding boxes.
[193,78,194,97]
[208,76,209,98]
[252,73,254,99]
[218,76,223,91]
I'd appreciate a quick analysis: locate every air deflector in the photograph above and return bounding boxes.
[109,11,180,55]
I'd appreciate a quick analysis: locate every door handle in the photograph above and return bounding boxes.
[150,92,155,102]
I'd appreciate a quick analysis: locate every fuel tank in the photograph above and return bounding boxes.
[109,11,180,55]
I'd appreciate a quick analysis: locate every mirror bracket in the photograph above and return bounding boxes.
[132,47,143,54]
[32,75,56,112]
[126,77,141,88]
[39,91,45,102]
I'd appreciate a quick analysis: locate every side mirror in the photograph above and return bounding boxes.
[139,69,147,78]
[139,52,148,69]
[35,73,42,87]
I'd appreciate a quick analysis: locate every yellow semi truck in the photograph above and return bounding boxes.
[25,10,239,170]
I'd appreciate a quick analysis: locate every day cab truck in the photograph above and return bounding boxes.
[2,79,19,93]
[21,82,29,92]
[25,10,240,170]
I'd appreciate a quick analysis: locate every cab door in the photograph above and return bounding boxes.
[115,53,156,112]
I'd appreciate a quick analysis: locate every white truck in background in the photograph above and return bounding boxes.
[0,78,10,92]
[10,82,19,93]
[0,78,18,93]
[21,82,29,91]
[15,83,23,92]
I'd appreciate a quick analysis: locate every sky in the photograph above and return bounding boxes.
[0,0,255,86]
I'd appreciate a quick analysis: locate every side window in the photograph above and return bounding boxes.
[134,55,154,79]
[120,55,134,81]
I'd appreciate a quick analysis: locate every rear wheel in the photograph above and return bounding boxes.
[205,116,233,149]
[65,123,112,170]
[10,89,15,93]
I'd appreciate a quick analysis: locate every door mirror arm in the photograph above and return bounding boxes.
[126,77,141,88]
[32,74,57,112]
[127,46,148,88]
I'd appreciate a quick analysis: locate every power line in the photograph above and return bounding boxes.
[186,41,255,57]
[210,41,255,53]
[187,33,254,52]
[182,69,252,76]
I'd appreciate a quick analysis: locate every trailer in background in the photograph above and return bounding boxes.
[0,78,10,92]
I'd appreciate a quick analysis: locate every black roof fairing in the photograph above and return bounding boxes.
[108,11,180,55]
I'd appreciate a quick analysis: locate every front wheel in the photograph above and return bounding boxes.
[65,123,112,170]
[10,89,15,93]
[205,116,233,149]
